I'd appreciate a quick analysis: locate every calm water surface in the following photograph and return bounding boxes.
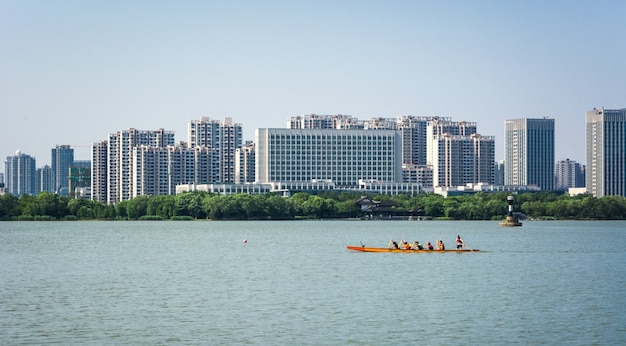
[1,220,625,345]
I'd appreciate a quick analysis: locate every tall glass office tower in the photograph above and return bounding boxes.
[52,145,74,195]
[504,118,555,190]
[585,108,626,197]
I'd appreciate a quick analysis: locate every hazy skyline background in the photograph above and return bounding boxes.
[2,0,625,171]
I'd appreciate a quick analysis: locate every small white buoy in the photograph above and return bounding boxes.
[243,239,247,244]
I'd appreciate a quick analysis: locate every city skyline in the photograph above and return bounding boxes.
[7,111,625,197]
[2,1,625,169]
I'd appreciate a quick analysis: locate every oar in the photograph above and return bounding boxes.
[464,243,475,252]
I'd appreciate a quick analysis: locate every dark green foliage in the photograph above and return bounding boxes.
[0,194,20,217]
[138,215,164,221]
[170,215,194,221]
[1,190,625,221]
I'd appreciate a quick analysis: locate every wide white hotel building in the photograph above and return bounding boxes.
[255,128,403,186]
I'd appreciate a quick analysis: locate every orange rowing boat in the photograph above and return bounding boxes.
[346,245,479,252]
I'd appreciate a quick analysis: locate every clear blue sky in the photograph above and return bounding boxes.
[2,0,625,170]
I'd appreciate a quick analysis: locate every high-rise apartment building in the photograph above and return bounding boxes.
[504,118,555,190]
[92,122,240,203]
[5,151,37,196]
[430,133,495,187]
[109,128,175,203]
[235,141,256,184]
[37,165,54,193]
[585,108,626,197]
[255,128,402,186]
[397,116,442,166]
[554,158,585,191]
[91,128,175,204]
[167,145,216,187]
[132,145,170,198]
[426,118,477,168]
[424,118,492,188]
[362,115,456,167]
[52,145,74,195]
[494,160,505,186]
[365,115,447,166]
[472,134,497,185]
[288,114,362,130]
[91,141,108,204]
[365,117,397,130]
[427,118,477,138]
[402,164,433,187]
[130,145,216,198]
[188,117,242,183]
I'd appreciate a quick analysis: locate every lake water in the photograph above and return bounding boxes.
[1,220,624,345]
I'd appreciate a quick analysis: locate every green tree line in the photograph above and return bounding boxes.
[1,191,625,221]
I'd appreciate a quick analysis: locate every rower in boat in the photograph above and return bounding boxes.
[437,240,445,250]
[456,235,464,249]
